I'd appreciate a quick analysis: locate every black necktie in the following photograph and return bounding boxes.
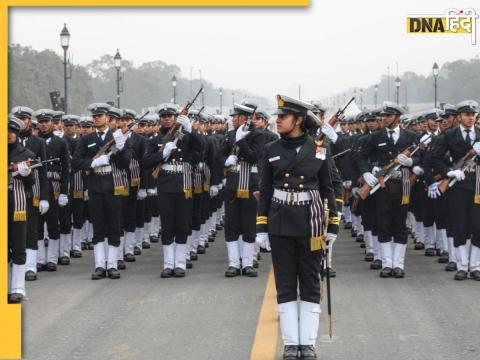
[388,130,395,145]
[465,129,472,145]
[98,131,105,145]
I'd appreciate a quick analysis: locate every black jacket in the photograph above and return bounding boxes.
[39,132,70,195]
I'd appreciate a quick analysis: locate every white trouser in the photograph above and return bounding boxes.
[25,249,37,273]
[436,229,448,253]
[455,245,469,271]
[299,301,321,346]
[37,240,46,265]
[226,241,240,268]
[94,242,106,269]
[365,230,374,254]
[143,222,151,243]
[470,245,480,271]
[163,244,175,269]
[343,206,352,223]
[47,239,59,264]
[328,236,336,267]
[380,241,393,269]
[415,221,424,243]
[199,224,207,246]
[190,230,200,252]
[107,245,118,269]
[9,264,26,296]
[392,243,407,269]
[118,236,125,260]
[174,243,187,270]
[448,237,456,263]
[238,235,244,260]
[135,227,144,248]
[278,301,299,346]
[424,226,436,249]
[242,242,254,268]
[60,233,71,257]
[72,228,82,252]
[372,235,380,261]
[125,231,135,255]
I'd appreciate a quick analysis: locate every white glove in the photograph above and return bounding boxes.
[447,169,465,181]
[18,161,31,177]
[113,129,127,151]
[222,178,227,187]
[162,140,178,160]
[235,126,250,142]
[137,189,147,200]
[210,185,219,197]
[412,166,424,176]
[342,180,352,189]
[147,188,157,196]
[91,154,110,168]
[58,194,68,207]
[326,232,337,244]
[473,142,480,156]
[321,124,338,144]
[38,200,49,215]
[351,187,360,199]
[363,172,378,187]
[225,154,238,167]
[427,182,441,199]
[397,153,413,167]
[218,183,223,190]
[176,115,192,133]
[420,134,432,146]
[372,166,381,176]
[255,232,271,251]
[84,190,89,201]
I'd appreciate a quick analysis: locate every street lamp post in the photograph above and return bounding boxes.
[172,75,177,104]
[114,49,122,108]
[433,62,439,108]
[360,88,363,109]
[219,88,223,114]
[201,84,205,107]
[395,77,401,105]
[374,84,378,108]
[60,23,71,113]
[232,91,235,106]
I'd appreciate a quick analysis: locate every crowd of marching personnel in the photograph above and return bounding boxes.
[7,97,480,307]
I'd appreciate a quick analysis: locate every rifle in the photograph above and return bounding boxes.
[9,157,60,175]
[223,105,258,176]
[358,134,432,199]
[315,97,355,143]
[151,87,203,179]
[438,148,477,193]
[332,148,351,160]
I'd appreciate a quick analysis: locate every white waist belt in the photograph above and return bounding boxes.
[273,189,312,203]
[162,163,184,173]
[94,165,112,175]
[231,164,258,173]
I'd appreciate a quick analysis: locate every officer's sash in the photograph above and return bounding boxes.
[12,178,27,222]
[32,169,40,207]
[475,165,480,204]
[112,163,129,196]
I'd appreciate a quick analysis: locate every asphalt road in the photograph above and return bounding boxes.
[21,226,480,360]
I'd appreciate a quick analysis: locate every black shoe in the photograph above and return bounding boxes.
[186,259,193,269]
[435,248,442,257]
[216,224,223,231]
[445,262,457,272]
[190,251,198,261]
[392,267,405,278]
[257,253,262,261]
[8,293,24,304]
[414,242,425,250]
[454,270,468,280]
[149,235,159,243]
[283,345,299,360]
[380,267,393,278]
[438,251,449,263]
[81,242,86,251]
[124,253,136,262]
[425,248,436,257]
[351,230,357,238]
[259,247,271,253]
[197,245,206,254]
[356,234,364,243]
[344,222,352,229]
[141,241,150,249]
[91,267,106,280]
[25,270,37,281]
[370,259,382,270]
[117,260,126,270]
[173,268,186,277]
[470,270,480,281]
[360,243,366,249]
[37,263,46,272]
[58,256,70,265]
[161,268,174,278]
[87,243,94,250]
[242,266,258,277]
[299,345,317,360]
[364,253,374,262]
[46,262,57,272]
[107,268,121,279]
[208,235,215,242]
[328,267,336,278]
[225,266,241,277]
[134,246,142,255]
[253,259,259,268]
[204,241,209,248]
[71,250,82,258]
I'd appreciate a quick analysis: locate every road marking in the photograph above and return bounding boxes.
[250,266,279,360]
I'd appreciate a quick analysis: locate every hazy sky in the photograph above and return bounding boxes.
[9,1,480,102]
